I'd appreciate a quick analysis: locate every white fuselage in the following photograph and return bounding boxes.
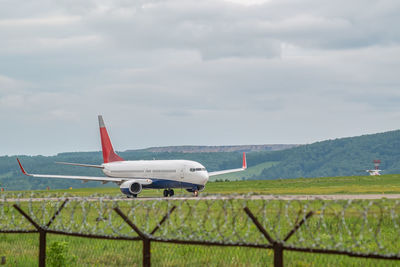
[102,160,209,188]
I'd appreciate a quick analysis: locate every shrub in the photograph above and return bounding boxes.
[47,241,75,267]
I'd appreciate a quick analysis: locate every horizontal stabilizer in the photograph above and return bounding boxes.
[55,162,104,169]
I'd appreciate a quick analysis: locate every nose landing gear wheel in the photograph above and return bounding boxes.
[169,189,174,197]
[193,190,199,197]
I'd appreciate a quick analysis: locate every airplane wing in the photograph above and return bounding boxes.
[208,152,247,177]
[208,168,246,176]
[17,158,152,185]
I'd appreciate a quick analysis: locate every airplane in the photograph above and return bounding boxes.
[365,169,382,176]
[364,160,382,176]
[17,115,247,198]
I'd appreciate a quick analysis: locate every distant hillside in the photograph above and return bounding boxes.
[251,130,400,180]
[2,130,400,190]
[131,144,298,153]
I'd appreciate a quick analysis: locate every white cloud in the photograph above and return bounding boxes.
[0,75,28,91]
[224,0,270,6]
[0,16,81,26]
[0,0,400,155]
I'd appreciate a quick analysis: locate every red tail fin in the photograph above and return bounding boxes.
[242,152,247,169]
[98,115,124,163]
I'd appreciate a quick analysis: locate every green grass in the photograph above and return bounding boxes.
[207,174,400,195]
[4,173,400,198]
[2,234,400,266]
[2,198,400,266]
[2,174,400,265]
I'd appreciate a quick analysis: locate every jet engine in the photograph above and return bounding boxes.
[120,180,142,196]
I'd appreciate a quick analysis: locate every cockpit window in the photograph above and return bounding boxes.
[190,168,206,172]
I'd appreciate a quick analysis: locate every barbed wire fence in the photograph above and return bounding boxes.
[1,193,400,266]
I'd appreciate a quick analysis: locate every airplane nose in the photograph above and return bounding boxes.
[203,172,209,183]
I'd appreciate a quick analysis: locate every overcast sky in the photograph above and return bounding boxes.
[1,0,400,156]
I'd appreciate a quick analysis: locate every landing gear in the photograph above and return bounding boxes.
[193,190,199,197]
[126,194,138,198]
[163,189,175,197]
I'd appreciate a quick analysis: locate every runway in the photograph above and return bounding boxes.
[2,194,400,202]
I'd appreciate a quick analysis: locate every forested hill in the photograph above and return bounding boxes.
[1,129,400,190]
[252,129,400,180]
[139,144,298,153]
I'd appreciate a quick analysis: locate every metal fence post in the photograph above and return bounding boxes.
[114,207,151,267]
[273,243,283,267]
[39,230,46,267]
[244,206,314,267]
[143,239,151,267]
[13,199,69,267]
[13,204,46,267]
[114,205,176,267]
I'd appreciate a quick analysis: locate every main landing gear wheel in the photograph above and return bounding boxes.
[163,189,169,197]
[163,189,175,197]
[193,190,199,197]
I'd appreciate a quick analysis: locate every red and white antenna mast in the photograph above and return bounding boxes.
[373,160,381,170]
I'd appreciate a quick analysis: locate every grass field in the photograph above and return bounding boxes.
[2,233,400,267]
[2,175,400,266]
[1,197,400,266]
[207,174,400,195]
[4,174,400,198]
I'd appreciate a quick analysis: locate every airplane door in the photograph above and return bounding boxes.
[179,166,185,189]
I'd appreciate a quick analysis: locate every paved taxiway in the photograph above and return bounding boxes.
[2,194,400,202]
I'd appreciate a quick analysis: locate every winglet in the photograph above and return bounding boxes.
[17,158,30,176]
[242,152,247,169]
